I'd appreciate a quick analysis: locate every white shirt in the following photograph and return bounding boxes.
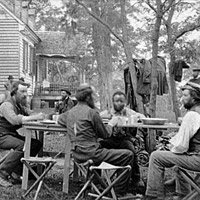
[170,111,200,154]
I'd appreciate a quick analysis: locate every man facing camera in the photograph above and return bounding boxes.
[100,90,145,188]
[144,81,200,200]
[55,88,74,114]
[0,81,45,187]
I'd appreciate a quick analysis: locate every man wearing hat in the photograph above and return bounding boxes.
[55,88,74,114]
[4,75,14,99]
[144,81,200,200]
[189,63,200,84]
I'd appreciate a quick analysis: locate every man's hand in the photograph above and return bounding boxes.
[34,112,46,121]
[108,116,119,127]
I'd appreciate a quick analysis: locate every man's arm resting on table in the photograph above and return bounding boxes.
[0,102,44,125]
[57,112,67,127]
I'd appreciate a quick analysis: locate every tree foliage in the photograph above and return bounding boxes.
[32,0,200,112]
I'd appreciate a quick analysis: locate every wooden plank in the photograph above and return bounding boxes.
[0,46,19,52]
[0,39,18,41]
[0,51,19,54]
[0,27,18,30]
[0,34,18,37]
[63,133,71,194]
[22,129,32,190]
[0,61,18,64]
[0,53,18,56]
[0,44,19,46]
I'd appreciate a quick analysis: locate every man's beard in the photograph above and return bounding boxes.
[16,96,27,106]
[61,96,67,101]
[87,97,95,109]
[184,101,195,110]
[114,104,124,112]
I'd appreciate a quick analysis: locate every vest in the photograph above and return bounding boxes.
[188,104,200,153]
[0,97,28,136]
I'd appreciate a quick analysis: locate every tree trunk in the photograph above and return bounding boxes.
[149,1,162,117]
[91,2,113,111]
[165,1,181,119]
[120,0,144,114]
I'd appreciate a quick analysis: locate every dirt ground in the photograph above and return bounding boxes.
[1,131,199,200]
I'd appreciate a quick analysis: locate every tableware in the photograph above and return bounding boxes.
[52,114,59,123]
[102,119,109,124]
[140,118,167,125]
[40,120,56,124]
[128,115,138,124]
[117,116,128,126]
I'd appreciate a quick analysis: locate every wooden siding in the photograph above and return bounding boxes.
[0,6,19,94]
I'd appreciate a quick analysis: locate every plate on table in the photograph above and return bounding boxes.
[140,118,167,125]
[40,120,56,124]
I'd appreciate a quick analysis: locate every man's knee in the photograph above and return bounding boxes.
[15,140,25,151]
[123,149,134,161]
[149,150,163,163]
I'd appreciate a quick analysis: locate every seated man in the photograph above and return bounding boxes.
[144,81,200,200]
[100,90,145,187]
[58,84,134,197]
[55,88,74,114]
[0,81,45,187]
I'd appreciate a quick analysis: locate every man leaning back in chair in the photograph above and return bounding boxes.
[144,81,200,200]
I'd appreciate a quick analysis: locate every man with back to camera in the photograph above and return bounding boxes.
[144,81,200,200]
[58,84,134,197]
[100,90,145,188]
[0,81,45,187]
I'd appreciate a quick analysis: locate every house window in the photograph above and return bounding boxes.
[23,40,28,72]
[29,46,36,75]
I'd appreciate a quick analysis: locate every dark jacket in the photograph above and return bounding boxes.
[58,102,109,162]
[55,97,74,114]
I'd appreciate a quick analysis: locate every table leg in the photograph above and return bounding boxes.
[22,129,32,190]
[146,129,157,154]
[37,131,44,175]
[63,133,71,194]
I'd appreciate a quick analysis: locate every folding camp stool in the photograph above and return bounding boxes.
[88,162,134,200]
[74,159,94,200]
[175,166,200,200]
[21,157,58,200]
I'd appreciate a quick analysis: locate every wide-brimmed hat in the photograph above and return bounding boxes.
[8,75,14,80]
[181,81,200,91]
[61,87,71,95]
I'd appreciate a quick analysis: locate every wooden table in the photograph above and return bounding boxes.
[22,121,71,194]
[118,122,180,153]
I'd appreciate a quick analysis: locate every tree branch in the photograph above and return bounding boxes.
[146,0,157,13]
[175,21,200,41]
[163,0,174,13]
[75,0,124,45]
